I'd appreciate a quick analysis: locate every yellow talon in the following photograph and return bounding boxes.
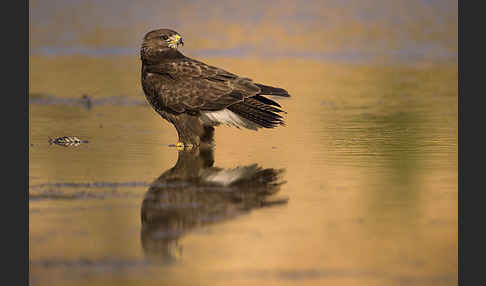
[176,142,185,150]
[173,142,196,150]
[184,143,194,150]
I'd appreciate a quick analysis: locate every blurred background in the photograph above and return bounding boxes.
[29,1,458,286]
[30,0,457,62]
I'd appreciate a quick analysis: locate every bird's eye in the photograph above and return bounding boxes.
[161,35,168,40]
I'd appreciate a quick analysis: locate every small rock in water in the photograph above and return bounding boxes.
[48,136,89,147]
[80,94,93,110]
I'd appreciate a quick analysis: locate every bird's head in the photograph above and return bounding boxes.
[141,29,184,61]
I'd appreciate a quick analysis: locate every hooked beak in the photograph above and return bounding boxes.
[167,34,184,49]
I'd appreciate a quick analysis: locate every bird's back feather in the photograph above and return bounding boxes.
[142,52,289,130]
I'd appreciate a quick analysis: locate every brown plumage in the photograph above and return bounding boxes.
[141,148,287,262]
[140,28,291,147]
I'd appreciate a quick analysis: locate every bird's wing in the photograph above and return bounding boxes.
[144,58,262,113]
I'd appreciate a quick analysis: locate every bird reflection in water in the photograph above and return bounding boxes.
[140,148,287,263]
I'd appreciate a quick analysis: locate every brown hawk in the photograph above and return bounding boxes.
[141,148,287,261]
[140,29,291,148]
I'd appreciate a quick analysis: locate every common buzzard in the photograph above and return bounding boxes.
[140,29,290,148]
[141,148,286,261]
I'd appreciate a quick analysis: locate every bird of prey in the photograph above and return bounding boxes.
[140,28,291,148]
[141,148,287,262]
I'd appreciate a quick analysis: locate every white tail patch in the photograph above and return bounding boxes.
[200,109,259,130]
[203,165,260,186]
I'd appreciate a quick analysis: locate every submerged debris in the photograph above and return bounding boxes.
[80,94,93,110]
[48,136,89,147]
[29,93,148,108]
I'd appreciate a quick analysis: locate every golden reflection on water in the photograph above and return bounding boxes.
[29,56,457,286]
[141,148,287,264]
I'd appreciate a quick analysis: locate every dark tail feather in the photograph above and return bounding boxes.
[246,97,285,114]
[256,84,291,97]
[228,99,286,129]
[252,95,282,108]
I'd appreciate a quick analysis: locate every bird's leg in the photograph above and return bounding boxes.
[172,114,204,150]
[175,142,185,150]
[200,125,215,145]
[175,130,198,150]
[175,142,194,150]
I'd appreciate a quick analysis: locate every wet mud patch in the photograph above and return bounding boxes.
[29,181,150,201]
[211,268,457,285]
[31,258,151,270]
[29,94,148,109]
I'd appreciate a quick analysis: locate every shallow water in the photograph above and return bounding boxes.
[29,55,457,285]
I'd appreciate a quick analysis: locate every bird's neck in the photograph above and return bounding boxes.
[141,48,185,64]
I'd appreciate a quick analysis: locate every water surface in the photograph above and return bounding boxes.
[29,56,457,285]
